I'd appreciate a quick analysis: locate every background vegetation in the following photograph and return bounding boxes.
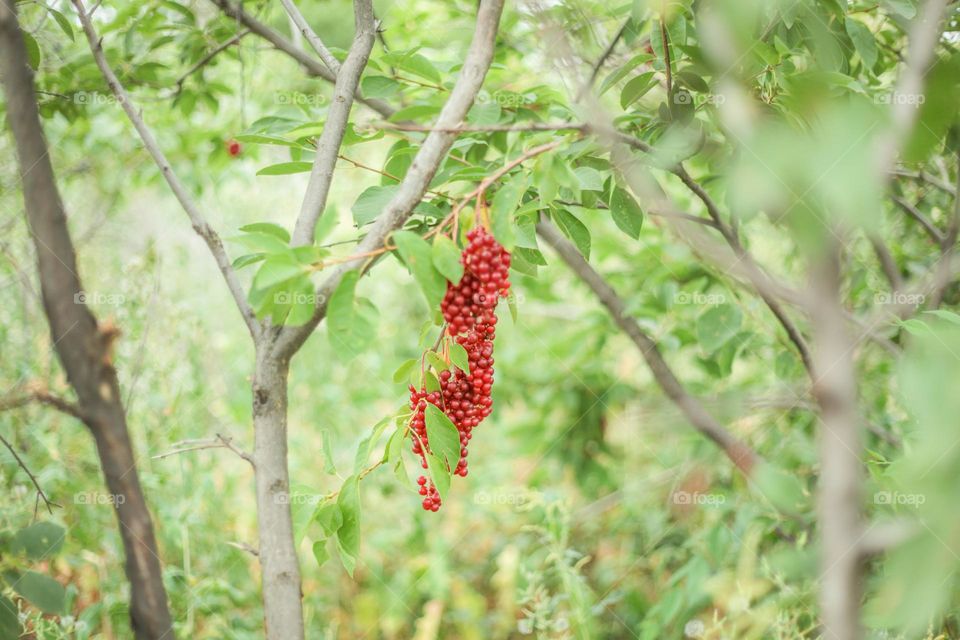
[2,0,960,638]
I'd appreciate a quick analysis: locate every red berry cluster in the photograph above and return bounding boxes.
[408,227,511,511]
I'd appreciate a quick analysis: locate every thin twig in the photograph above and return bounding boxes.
[0,432,60,515]
[891,195,944,244]
[152,433,255,467]
[0,387,84,420]
[279,0,340,74]
[175,29,250,92]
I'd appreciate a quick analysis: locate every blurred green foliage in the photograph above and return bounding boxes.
[1,0,960,638]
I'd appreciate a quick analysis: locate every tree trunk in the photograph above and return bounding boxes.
[252,347,304,640]
[0,4,174,638]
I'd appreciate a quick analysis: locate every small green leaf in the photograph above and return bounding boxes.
[352,185,399,226]
[49,8,75,41]
[845,18,878,69]
[552,209,591,258]
[314,501,342,536]
[253,254,306,290]
[608,187,644,239]
[256,161,313,176]
[393,230,447,309]
[0,596,19,639]
[448,342,470,375]
[239,223,290,243]
[12,522,65,560]
[13,571,65,615]
[230,231,289,254]
[620,72,656,109]
[490,173,528,251]
[426,351,448,373]
[312,540,330,568]
[696,304,743,353]
[21,32,41,70]
[424,403,460,470]
[392,358,418,384]
[319,430,337,475]
[426,452,451,499]
[335,476,361,577]
[431,235,464,284]
[328,271,376,354]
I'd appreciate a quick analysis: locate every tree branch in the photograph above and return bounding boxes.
[152,433,255,468]
[279,0,340,75]
[537,219,759,476]
[891,194,944,244]
[270,0,507,361]
[0,387,84,420]
[0,432,60,515]
[290,0,376,246]
[175,29,250,93]
[209,0,394,118]
[73,0,260,340]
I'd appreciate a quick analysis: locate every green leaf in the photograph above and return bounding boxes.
[12,522,65,560]
[49,8,75,41]
[0,596,19,639]
[431,235,464,284]
[845,18,878,70]
[448,342,470,375]
[312,539,330,568]
[424,403,460,470]
[230,231,289,254]
[314,501,342,536]
[336,476,361,577]
[21,32,41,70]
[13,571,65,614]
[392,358,418,383]
[426,351,448,373]
[620,72,657,109]
[239,222,290,243]
[882,0,916,18]
[696,304,743,353]
[319,430,337,475]
[253,254,306,290]
[393,230,447,309]
[552,209,591,258]
[490,173,528,251]
[256,161,313,176]
[608,187,644,239]
[383,51,442,84]
[328,271,376,354]
[426,452,451,499]
[351,185,399,226]
[361,75,402,98]
[925,310,960,326]
[232,253,266,269]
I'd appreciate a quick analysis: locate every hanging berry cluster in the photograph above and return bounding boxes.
[408,227,511,511]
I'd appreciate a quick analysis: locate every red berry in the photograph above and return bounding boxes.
[226,139,242,156]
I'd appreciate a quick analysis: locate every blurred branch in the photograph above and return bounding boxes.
[537,219,760,476]
[376,121,588,133]
[0,386,84,420]
[575,19,632,101]
[894,168,958,197]
[891,195,944,244]
[175,29,250,93]
[209,0,394,118]
[868,233,904,292]
[291,0,376,246]
[0,432,60,515]
[809,242,864,640]
[73,0,260,339]
[930,152,960,308]
[153,433,255,468]
[271,0,507,361]
[279,0,340,74]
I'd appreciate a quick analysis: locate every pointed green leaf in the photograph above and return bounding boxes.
[393,230,447,309]
[431,235,464,284]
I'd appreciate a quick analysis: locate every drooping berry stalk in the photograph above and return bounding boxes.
[408,227,511,511]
